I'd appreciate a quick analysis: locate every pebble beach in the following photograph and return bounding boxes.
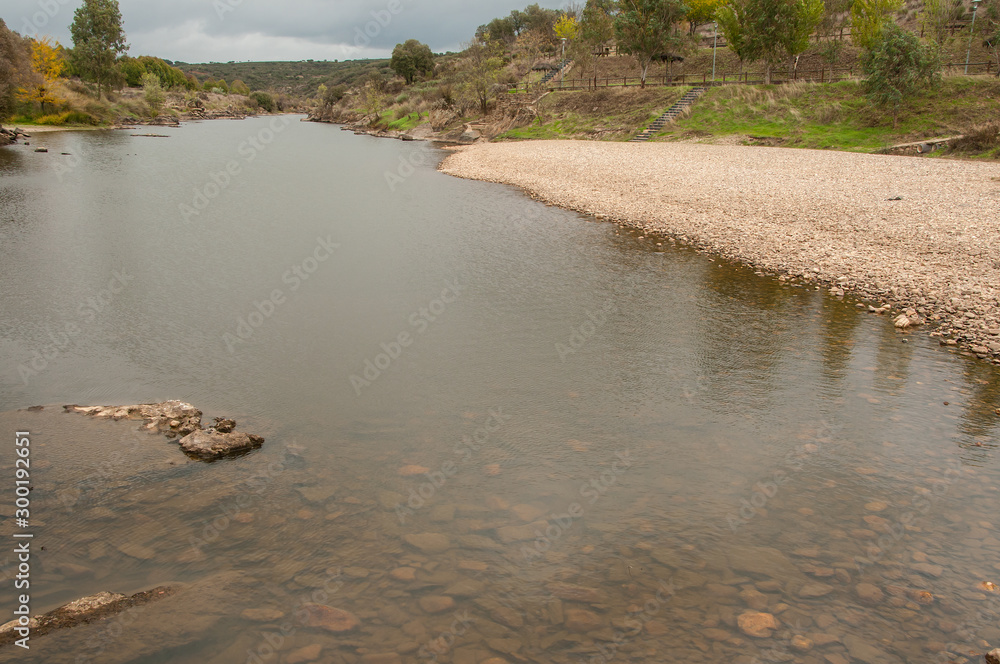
[441,140,1000,363]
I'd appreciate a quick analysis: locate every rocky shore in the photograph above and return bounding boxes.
[441,140,1000,364]
[66,401,264,460]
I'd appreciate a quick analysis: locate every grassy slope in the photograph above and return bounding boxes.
[500,87,690,141]
[174,59,394,96]
[660,77,1000,153]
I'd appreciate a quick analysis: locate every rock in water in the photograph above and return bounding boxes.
[299,604,360,633]
[738,611,778,638]
[67,401,202,437]
[986,649,1000,664]
[179,430,264,460]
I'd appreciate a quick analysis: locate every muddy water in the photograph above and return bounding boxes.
[0,118,998,664]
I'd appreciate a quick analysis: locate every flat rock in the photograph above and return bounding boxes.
[300,604,361,632]
[418,595,455,614]
[855,583,884,605]
[546,582,602,603]
[179,430,264,460]
[117,543,156,560]
[296,485,337,503]
[67,401,202,437]
[799,583,835,598]
[403,532,451,553]
[287,643,323,664]
[738,611,778,638]
[496,520,547,543]
[390,567,417,581]
[564,608,603,631]
[842,635,903,664]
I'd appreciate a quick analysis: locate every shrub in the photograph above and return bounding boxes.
[250,91,276,112]
[36,110,96,125]
[949,121,1000,154]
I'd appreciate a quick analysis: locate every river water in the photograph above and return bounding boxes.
[0,117,998,664]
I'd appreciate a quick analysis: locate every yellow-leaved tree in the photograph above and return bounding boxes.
[554,15,582,42]
[18,36,65,111]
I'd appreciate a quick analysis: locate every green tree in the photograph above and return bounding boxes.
[230,79,250,95]
[983,0,1000,75]
[69,0,128,99]
[391,39,435,85]
[615,0,690,87]
[862,23,940,127]
[817,0,853,77]
[0,20,33,122]
[687,0,725,33]
[716,0,823,83]
[581,0,616,85]
[141,71,164,116]
[851,0,904,49]
[462,39,505,115]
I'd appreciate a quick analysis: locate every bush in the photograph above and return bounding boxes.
[250,91,276,112]
[949,121,1000,154]
[36,110,96,125]
[862,24,940,127]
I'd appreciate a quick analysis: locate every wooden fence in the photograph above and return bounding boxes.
[506,61,996,93]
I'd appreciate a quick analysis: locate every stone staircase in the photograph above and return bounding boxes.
[629,87,707,142]
[540,59,572,86]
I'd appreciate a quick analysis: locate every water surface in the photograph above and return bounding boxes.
[0,118,998,664]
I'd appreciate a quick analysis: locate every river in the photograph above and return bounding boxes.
[0,116,998,663]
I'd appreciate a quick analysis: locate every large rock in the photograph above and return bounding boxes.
[300,604,361,633]
[179,429,264,460]
[564,608,603,632]
[67,401,202,437]
[985,648,1000,664]
[403,532,451,553]
[738,611,778,638]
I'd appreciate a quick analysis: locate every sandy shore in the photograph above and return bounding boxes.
[441,140,1000,363]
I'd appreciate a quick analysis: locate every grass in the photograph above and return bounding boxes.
[387,111,429,131]
[661,77,1000,153]
[499,86,691,141]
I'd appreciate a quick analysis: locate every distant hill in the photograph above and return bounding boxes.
[172,59,394,97]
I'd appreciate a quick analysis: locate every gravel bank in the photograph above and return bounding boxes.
[440,140,1000,363]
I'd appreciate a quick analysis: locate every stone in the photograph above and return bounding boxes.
[241,608,285,622]
[738,611,778,638]
[390,567,417,582]
[399,465,430,476]
[799,583,835,598]
[60,592,127,615]
[842,635,903,664]
[564,608,604,632]
[296,485,337,503]
[418,596,455,614]
[299,604,361,633]
[67,401,202,437]
[546,582,603,603]
[378,490,405,510]
[740,588,769,610]
[912,562,944,577]
[344,566,370,578]
[361,654,402,664]
[287,644,323,664]
[117,543,156,560]
[179,430,264,460]
[510,504,545,521]
[855,583,884,605]
[496,520,548,543]
[403,533,451,553]
[790,635,813,652]
[985,648,1000,664]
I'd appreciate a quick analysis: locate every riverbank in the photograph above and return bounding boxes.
[441,140,1000,363]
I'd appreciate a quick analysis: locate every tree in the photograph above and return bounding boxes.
[687,0,725,34]
[17,37,66,112]
[141,71,164,116]
[817,0,853,77]
[462,40,505,115]
[230,79,250,95]
[851,0,904,49]
[70,0,128,99]
[615,0,690,87]
[0,20,33,122]
[919,0,964,45]
[391,39,434,85]
[983,0,1000,75]
[581,0,616,86]
[554,15,582,42]
[862,23,940,127]
[715,0,823,83]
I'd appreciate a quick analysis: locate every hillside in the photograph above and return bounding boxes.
[173,59,395,96]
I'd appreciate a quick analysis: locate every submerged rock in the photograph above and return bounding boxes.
[986,648,1000,664]
[299,604,361,633]
[179,429,264,460]
[738,611,778,638]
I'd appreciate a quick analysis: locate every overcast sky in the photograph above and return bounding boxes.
[3,0,568,63]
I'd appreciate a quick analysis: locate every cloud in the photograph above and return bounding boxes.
[4,0,569,62]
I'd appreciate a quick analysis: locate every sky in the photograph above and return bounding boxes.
[3,0,568,63]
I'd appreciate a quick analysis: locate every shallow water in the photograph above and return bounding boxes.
[0,117,998,664]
